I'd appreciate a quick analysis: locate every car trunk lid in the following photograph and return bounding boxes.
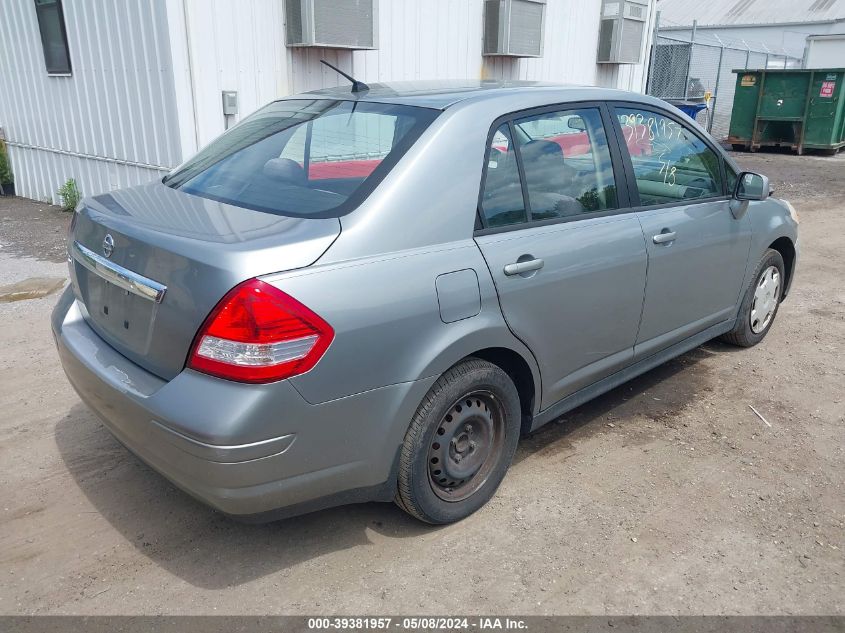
[68,181,340,381]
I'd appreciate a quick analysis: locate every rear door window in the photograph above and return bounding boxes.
[513,107,618,220]
[164,100,438,218]
[614,107,723,206]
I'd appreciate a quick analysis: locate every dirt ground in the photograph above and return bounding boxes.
[0,151,843,616]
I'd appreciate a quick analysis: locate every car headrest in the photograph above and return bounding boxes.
[522,139,565,163]
[263,158,306,185]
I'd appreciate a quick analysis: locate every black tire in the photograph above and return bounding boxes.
[395,358,521,524]
[731,143,748,152]
[721,248,785,347]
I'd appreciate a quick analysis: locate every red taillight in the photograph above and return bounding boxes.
[187,279,333,384]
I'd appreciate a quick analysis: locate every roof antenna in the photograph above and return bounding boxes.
[320,59,369,93]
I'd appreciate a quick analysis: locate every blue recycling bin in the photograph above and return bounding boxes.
[666,100,708,121]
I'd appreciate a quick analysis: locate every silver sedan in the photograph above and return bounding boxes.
[53,81,798,524]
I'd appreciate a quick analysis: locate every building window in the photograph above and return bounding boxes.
[34,0,72,75]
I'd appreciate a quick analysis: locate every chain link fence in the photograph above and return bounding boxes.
[647,33,803,140]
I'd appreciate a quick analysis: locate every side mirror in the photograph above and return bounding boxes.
[735,171,770,201]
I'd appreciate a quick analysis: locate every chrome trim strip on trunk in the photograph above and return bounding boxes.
[71,241,167,303]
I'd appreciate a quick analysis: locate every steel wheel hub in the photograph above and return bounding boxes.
[750,265,780,334]
[428,391,504,502]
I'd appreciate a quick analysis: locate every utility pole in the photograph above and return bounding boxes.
[683,20,697,100]
[646,9,661,94]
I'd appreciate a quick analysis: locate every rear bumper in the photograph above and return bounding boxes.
[51,288,435,519]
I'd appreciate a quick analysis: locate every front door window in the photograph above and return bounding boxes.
[615,107,723,205]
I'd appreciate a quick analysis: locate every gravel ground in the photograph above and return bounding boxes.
[735,149,845,200]
[0,197,70,263]
[0,151,843,615]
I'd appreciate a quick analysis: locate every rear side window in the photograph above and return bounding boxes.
[164,100,438,218]
[479,124,528,228]
[615,107,723,206]
[513,107,618,219]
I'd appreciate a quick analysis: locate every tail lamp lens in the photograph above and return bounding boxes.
[187,278,333,383]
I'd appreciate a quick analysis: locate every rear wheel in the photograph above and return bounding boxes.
[395,358,521,524]
[721,248,785,347]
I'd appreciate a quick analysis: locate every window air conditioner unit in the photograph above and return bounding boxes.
[285,0,377,49]
[597,0,649,64]
[483,0,546,57]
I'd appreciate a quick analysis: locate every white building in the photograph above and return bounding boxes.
[656,0,845,60]
[804,33,845,68]
[0,0,658,204]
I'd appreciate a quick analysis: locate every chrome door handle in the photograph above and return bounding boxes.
[504,258,544,276]
[653,231,677,244]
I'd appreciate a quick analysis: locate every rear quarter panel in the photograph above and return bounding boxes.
[261,241,541,408]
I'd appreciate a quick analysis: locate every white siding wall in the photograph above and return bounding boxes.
[179,0,290,151]
[1,0,656,203]
[187,0,656,143]
[285,0,655,91]
[0,0,182,204]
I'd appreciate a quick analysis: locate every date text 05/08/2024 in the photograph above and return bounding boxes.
[307,617,528,630]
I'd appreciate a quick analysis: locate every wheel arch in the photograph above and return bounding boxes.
[768,236,796,299]
[412,327,542,429]
[469,347,538,434]
[382,338,541,505]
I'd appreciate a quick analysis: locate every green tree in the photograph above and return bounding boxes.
[0,140,13,186]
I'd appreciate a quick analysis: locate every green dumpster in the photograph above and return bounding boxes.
[728,68,845,154]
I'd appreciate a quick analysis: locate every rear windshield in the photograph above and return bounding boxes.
[164,99,438,218]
